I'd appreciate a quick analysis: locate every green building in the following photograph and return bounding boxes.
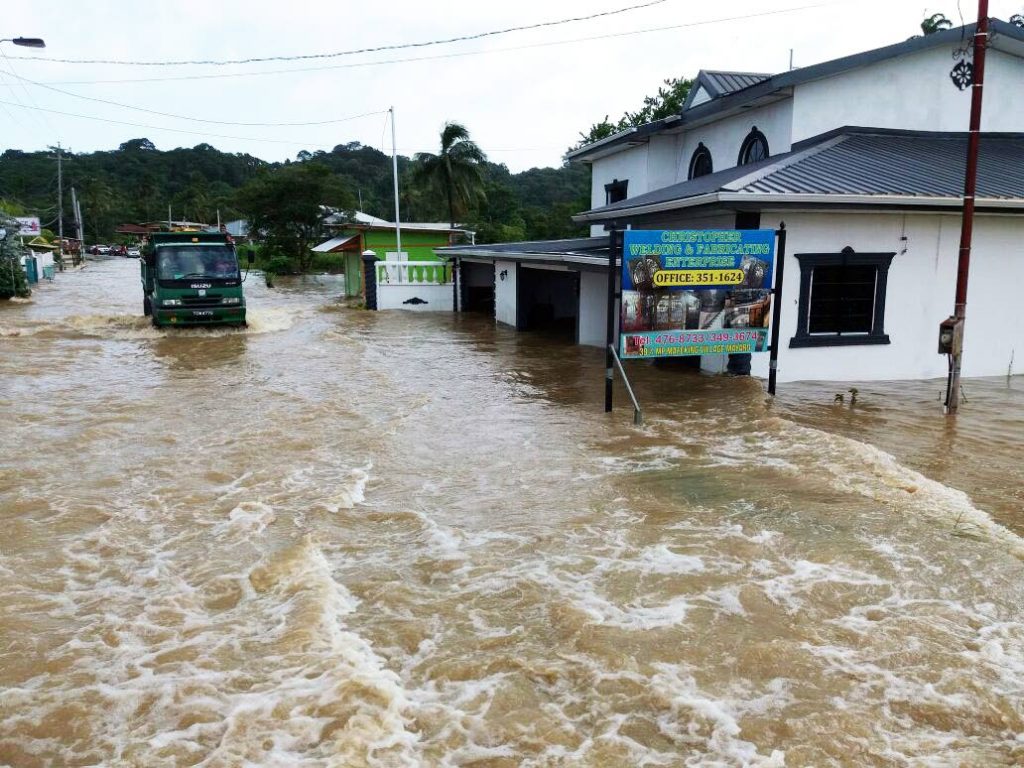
[313,211,473,299]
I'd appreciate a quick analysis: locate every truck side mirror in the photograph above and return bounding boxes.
[247,249,255,265]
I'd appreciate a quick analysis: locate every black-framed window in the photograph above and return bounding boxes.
[605,178,628,204]
[688,143,713,179]
[790,247,894,348]
[737,127,770,166]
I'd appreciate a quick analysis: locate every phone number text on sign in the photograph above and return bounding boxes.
[652,269,744,287]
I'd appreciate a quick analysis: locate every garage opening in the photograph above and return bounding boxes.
[517,266,579,342]
[460,261,495,314]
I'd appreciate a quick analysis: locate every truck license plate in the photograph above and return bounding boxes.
[193,310,214,317]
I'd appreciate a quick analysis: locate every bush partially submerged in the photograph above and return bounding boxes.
[0,214,30,299]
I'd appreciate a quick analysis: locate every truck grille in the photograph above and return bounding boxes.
[182,295,223,307]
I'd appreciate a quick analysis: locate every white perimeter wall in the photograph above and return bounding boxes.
[377,284,453,312]
[792,48,1024,141]
[494,259,518,327]
[748,211,1024,382]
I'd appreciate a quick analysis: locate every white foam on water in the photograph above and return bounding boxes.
[323,467,370,512]
[648,664,790,767]
[58,307,297,340]
[756,557,886,614]
[216,500,276,535]
[5,526,420,766]
[244,306,296,334]
[763,418,1024,558]
[631,544,705,575]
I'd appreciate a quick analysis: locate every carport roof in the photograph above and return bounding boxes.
[574,127,1024,223]
[437,236,614,269]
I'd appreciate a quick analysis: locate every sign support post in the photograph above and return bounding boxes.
[767,222,787,396]
[605,227,621,413]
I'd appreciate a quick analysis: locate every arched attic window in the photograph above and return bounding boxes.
[737,127,770,165]
[687,143,713,179]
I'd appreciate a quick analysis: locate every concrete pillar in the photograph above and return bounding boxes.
[362,250,379,310]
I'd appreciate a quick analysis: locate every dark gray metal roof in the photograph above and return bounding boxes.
[440,236,606,257]
[576,128,1024,221]
[569,19,1024,162]
[704,70,770,94]
[744,132,1024,197]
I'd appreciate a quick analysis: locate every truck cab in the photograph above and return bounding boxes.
[141,232,251,327]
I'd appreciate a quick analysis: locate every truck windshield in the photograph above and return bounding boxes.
[157,246,239,280]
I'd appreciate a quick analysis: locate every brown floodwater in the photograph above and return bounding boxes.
[1,259,1022,767]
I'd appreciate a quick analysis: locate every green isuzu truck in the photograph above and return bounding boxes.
[141,232,253,327]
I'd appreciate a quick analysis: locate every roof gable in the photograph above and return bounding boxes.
[682,70,770,110]
[569,19,1024,162]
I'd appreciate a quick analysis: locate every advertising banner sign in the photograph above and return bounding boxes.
[15,217,41,237]
[620,229,776,359]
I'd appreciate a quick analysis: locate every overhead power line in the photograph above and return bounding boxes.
[0,70,387,127]
[0,97,368,147]
[8,0,670,66]
[0,97,557,154]
[1,1,847,87]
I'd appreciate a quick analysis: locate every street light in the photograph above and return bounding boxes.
[0,37,46,48]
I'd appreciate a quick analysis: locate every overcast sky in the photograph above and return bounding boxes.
[2,1,1021,172]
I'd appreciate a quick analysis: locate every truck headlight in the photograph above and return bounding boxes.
[221,297,241,305]
[162,298,182,306]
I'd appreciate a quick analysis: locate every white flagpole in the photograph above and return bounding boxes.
[390,106,402,259]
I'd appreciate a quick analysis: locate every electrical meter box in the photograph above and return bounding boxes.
[938,316,964,355]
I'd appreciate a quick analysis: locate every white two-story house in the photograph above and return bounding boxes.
[441,19,1024,383]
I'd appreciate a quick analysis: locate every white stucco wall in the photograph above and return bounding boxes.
[494,259,518,328]
[676,98,794,183]
[746,211,1024,383]
[791,48,1024,142]
[590,144,650,210]
[589,144,651,236]
[647,134,680,193]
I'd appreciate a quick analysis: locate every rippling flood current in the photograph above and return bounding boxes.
[2,260,1023,767]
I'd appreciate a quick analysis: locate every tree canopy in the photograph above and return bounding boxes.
[574,76,693,150]
[920,12,953,35]
[412,123,488,229]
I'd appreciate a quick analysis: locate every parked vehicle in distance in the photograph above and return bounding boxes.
[141,231,254,327]
[126,247,141,258]
[111,245,126,257]
[95,245,111,255]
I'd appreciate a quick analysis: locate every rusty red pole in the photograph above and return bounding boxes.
[946,2,988,414]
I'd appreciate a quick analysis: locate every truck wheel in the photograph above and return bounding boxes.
[143,296,152,317]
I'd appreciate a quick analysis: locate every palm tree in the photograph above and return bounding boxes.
[921,12,953,35]
[412,122,487,229]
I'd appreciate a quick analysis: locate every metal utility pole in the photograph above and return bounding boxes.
[56,143,64,261]
[70,186,82,251]
[605,228,621,413]
[945,1,989,414]
[389,106,402,260]
[76,197,84,253]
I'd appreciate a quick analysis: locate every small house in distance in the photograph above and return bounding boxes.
[440,19,1024,383]
[314,211,473,309]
